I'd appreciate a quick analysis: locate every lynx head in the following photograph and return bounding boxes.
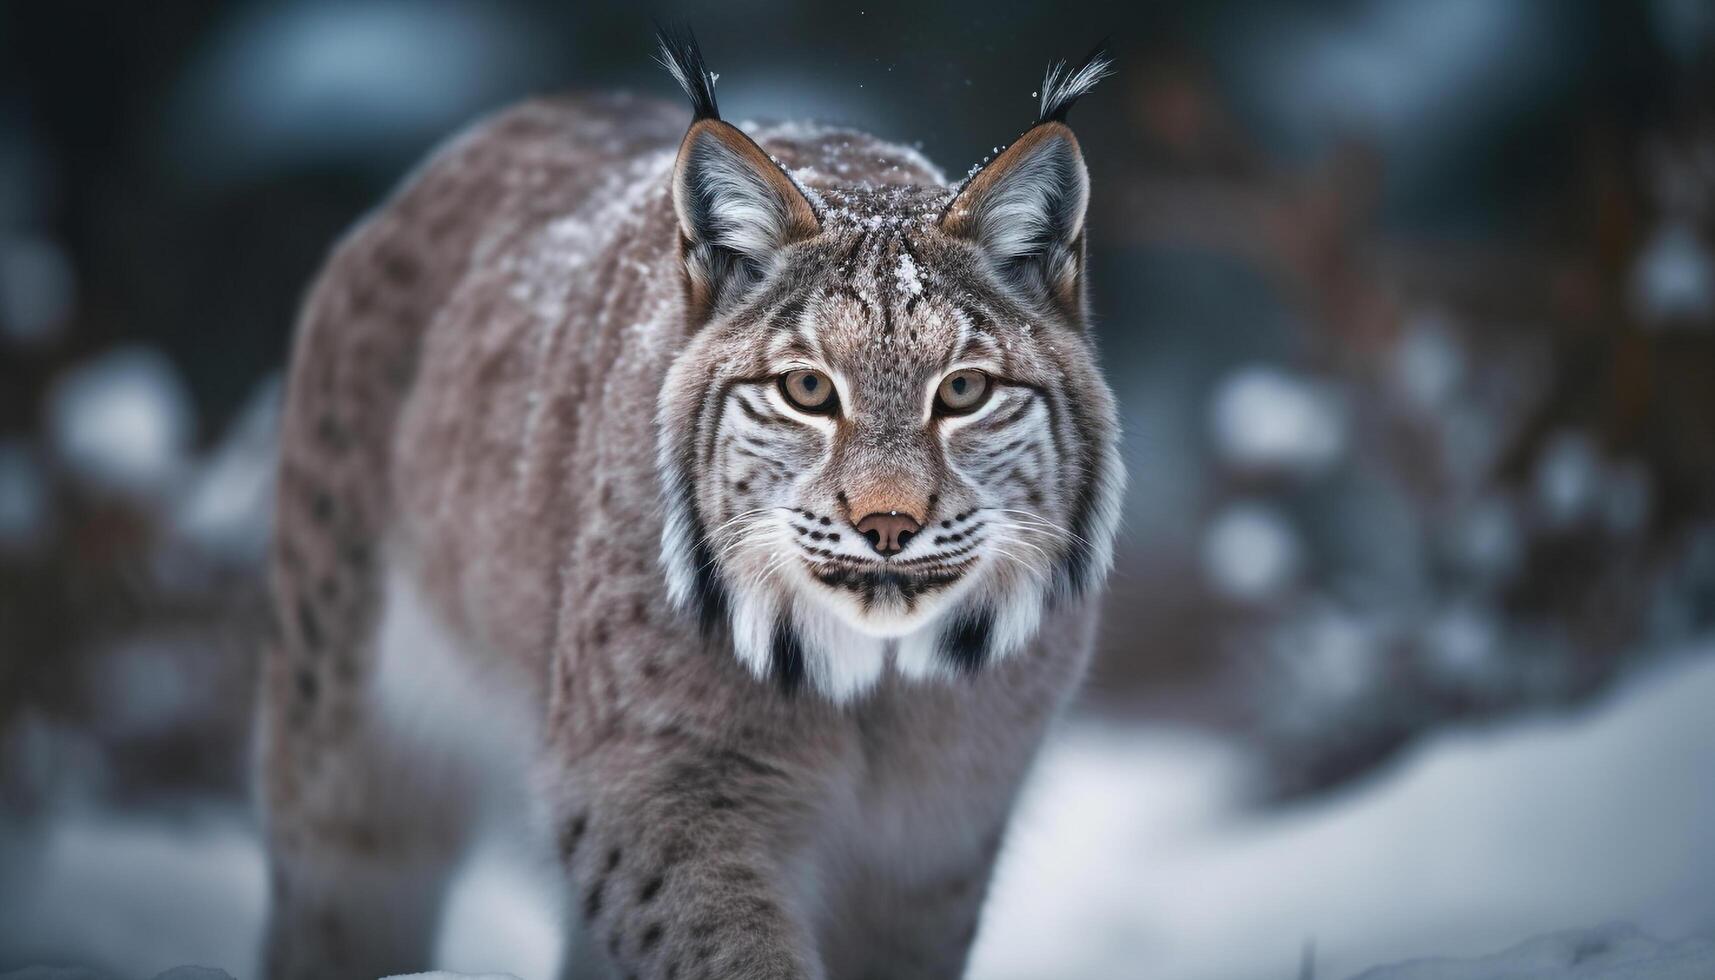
[654,29,1123,700]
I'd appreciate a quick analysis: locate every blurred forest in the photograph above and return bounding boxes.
[2,0,1714,912]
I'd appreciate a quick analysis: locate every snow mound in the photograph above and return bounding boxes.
[1350,923,1715,980]
[971,649,1715,980]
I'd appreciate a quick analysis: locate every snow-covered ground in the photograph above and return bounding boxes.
[973,648,1715,979]
[4,649,1714,980]
[1352,923,1715,980]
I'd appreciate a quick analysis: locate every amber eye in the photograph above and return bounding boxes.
[935,369,991,414]
[780,369,838,413]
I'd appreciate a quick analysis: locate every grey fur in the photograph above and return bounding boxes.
[258,52,1122,979]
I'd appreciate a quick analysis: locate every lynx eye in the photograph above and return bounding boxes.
[935,369,991,414]
[780,369,838,413]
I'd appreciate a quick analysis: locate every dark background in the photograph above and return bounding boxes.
[3,2,1714,978]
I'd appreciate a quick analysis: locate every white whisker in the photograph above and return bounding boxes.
[982,508,1091,547]
[985,545,1050,585]
[985,521,1058,564]
[707,506,785,538]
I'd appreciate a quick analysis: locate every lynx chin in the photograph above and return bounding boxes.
[259,27,1122,980]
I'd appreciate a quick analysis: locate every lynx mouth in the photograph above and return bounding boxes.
[803,558,974,615]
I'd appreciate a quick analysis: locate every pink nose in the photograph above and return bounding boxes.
[854,512,921,556]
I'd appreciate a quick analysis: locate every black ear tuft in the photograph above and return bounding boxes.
[1038,40,1114,124]
[655,23,720,121]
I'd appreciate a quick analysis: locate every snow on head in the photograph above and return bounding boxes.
[895,249,923,296]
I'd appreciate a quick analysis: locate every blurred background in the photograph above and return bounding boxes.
[2,1,1714,978]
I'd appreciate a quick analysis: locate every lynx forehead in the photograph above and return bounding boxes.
[654,35,1123,699]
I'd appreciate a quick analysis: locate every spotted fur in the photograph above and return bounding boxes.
[258,30,1119,980]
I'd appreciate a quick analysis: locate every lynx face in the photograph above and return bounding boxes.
[656,57,1122,699]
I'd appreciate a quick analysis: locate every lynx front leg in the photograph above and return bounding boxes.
[553,738,830,980]
[844,858,1001,980]
[816,821,1006,980]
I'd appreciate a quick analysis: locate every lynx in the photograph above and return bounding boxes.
[259,30,1121,980]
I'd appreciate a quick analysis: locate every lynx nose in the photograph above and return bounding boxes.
[854,512,922,557]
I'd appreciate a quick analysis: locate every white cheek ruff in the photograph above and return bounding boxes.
[656,362,729,635]
[724,583,886,701]
[658,479,699,611]
[789,598,888,701]
[894,572,1046,681]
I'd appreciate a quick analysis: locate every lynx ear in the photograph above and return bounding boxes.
[673,121,820,311]
[657,28,820,319]
[941,46,1112,315]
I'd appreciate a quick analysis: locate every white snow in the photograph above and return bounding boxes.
[1630,220,1715,325]
[1393,311,1465,412]
[1533,430,1601,528]
[0,813,558,980]
[1351,923,1715,980]
[171,375,281,561]
[895,249,923,296]
[166,0,551,181]
[1444,494,1521,582]
[1237,0,1552,163]
[5,650,1714,980]
[45,346,195,499]
[972,648,1715,980]
[1422,600,1503,684]
[430,840,562,980]
[1202,501,1303,601]
[1269,600,1385,709]
[0,811,265,979]
[1210,365,1346,475]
